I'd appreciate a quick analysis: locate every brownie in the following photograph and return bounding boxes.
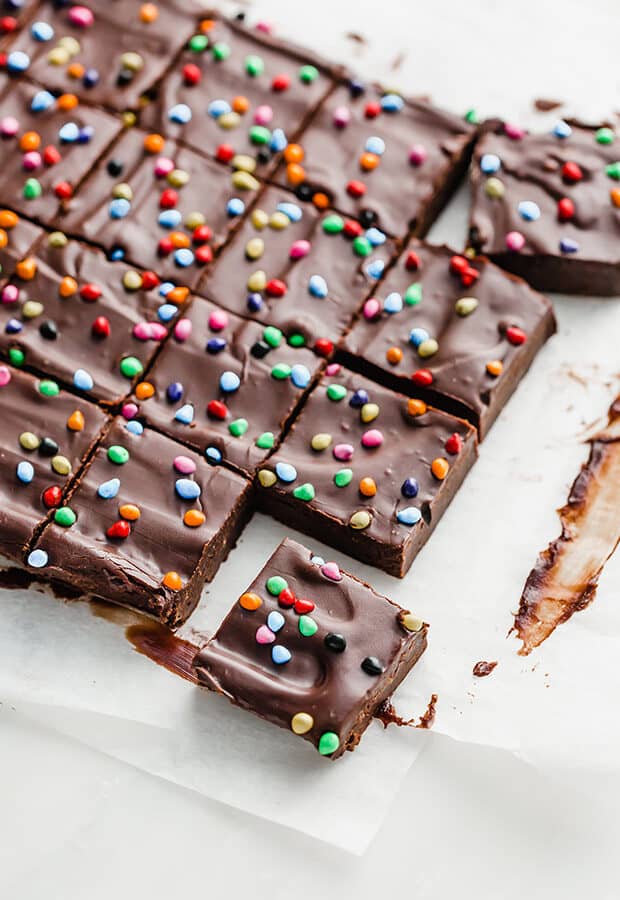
[6,0,201,111]
[27,418,253,626]
[0,76,121,223]
[55,127,260,287]
[339,241,556,439]
[468,120,620,294]
[256,366,477,577]
[193,536,428,758]
[138,15,336,177]
[0,232,190,405]
[198,186,396,347]
[0,209,41,280]
[273,80,476,239]
[125,297,324,476]
[0,363,107,562]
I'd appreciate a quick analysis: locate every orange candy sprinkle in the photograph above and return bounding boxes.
[239,591,262,611]
[359,151,379,171]
[170,231,190,249]
[312,192,330,210]
[135,381,155,400]
[143,132,165,154]
[286,162,306,185]
[166,285,189,304]
[20,131,40,151]
[162,571,182,591]
[66,410,85,431]
[232,95,249,114]
[183,509,206,528]
[199,18,216,33]
[59,276,78,296]
[0,210,18,229]
[386,346,403,365]
[610,188,620,208]
[57,94,78,110]
[359,476,377,497]
[16,257,36,280]
[67,62,85,79]
[0,230,7,250]
[283,143,304,164]
[140,2,159,22]
[431,457,449,480]
[486,359,503,377]
[407,398,427,417]
[119,503,141,521]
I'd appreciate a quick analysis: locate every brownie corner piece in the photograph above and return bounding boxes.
[255,366,477,577]
[27,419,253,626]
[193,536,428,758]
[468,119,620,294]
[339,240,556,439]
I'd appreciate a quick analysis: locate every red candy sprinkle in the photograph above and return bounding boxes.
[91,315,110,338]
[450,255,468,274]
[506,325,527,346]
[461,266,480,287]
[272,73,290,92]
[42,485,62,508]
[159,188,178,209]
[195,245,213,265]
[107,520,131,539]
[364,101,381,118]
[411,368,434,386]
[182,63,201,85]
[294,598,315,614]
[266,278,287,297]
[80,283,101,301]
[445,433,463,455]
[314,337,334,357]
[140,270,160,290]
[158,236,173,256]
[562,161,583,183]
[215,143,235,163]
[207,399,228,420]
[343,218,362,238]
[346,179,367,198]
[278,587,296,608]
[405,251,421,271]
[193,224,213,244]
[0,16,18,34]
[54,181,73,199]
[557,197,575,220]
[43,145,61,166]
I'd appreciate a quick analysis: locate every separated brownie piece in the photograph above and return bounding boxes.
[274,80,475,239]
[256,366,477,577]
[339,241,556,439]
[27,418,253,626]
[0,209,41,281]
[6,1,201,111]
[0,76,120,224]
[139,15,336,177]
[198,187,395,347]
[56,128,259,288]
[193,536,428,758]
[468,120,620,294]
[125,298,323,476]
[0,232,191,405]
[0,363,107,562]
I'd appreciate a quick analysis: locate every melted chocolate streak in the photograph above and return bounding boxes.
[375,692,438,730]
[125,621,199,684]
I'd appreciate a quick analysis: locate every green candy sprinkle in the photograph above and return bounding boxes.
[38,379,59,397]
[318,731,340,756]
[23,178,42,199]
[596,127,615,145]
[271,363,292,380]
[188,33,208,53]
[293,483,315,501]
[288,333,305,347]
[256,432,275,450]
[298,615,318,637]
[107,445,129,465]
[229,417,248,437]
[326,383,347,402]
[263,325,283,348]
[54,506,76,527]
[405,283,422,305]
[211,41,230,61]
[119,356,143,378]
[266,575,288,596]
[245,54,264,76]
[334,468,353,487]
[9,348,25,367]
[249,125,271,145]
[352,236,372,257]
[322,214,345,234]
[605,162,620,180]
[464,108,480,124]
[299,64,319,83]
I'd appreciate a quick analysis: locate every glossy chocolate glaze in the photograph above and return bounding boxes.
[256,367,477,576]
[57,128,259,287]
[274,81,475,238]
[469,121,620,293]
[193,537,428,757]
[31,418,253,626]
[0,77,121,224]
[199,186,395,344]
[340,241,556,438]
[130,296,323,475]
[0,364,107,561]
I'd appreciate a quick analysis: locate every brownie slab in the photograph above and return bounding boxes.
[274,80,475,238]
[0,363,107,562]
[56,128,259,287]
[0,232,190,405]
[7,1,200,111]
[468,120,620,294]
[193,536,428,758]
[139,15,335,176]
[198,187,395,347]
[339,241,556,439]
[0,76,121,223]
[256,366,477,577]
[0,209,42,281]
[28,418,253,626]
[126,297,323,475]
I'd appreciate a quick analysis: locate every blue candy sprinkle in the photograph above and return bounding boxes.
[59,122,79,143]
[366,227,386,246]
[552,120,572,139]
[157,303,178,322]
[208,99,231,118]
[159,282,175,297]
[384,291,403,314]
[290,364,311,389]
[397,507,422,526]
[109,198,131,219]
[560,238,579,254]
[401,477,419,498]
[109,247,125,262]
[27,549,48,568]
[97,478,120,499]
[175,478,201,500]
[169,103,192,124]
[409,327,429,348]
[271,645,292,665]
[7,51,30,73]
[267,611,285,633]
[349,389,369,408]
[365,258,385,280]
[207,337,227,354]
[31,21,54,41]
[77,126,94,144]
[174,403,194,424]
[275,461,297,483]
[83,69,99,88]
[158,209,182,229]
[6,319,22,334]
[518,200,540,221]
[227,198,245,217]
[247,292,263,312]
[381,93,404,112]
[270,128,287,152]
[308,274,328,298]
[73,369,94,391]
[310,554,325,566]
[480,153,501,174]
[205,446,222,464]
[174,248,194,267]
[126,420,143,435]
[277,201,303,222]
[30,90,55,112]
[16,460,34,484]
[365,135,385,155]
[220,370,240,393]
[167,382,183,401]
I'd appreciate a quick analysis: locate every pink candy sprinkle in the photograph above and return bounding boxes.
[320,561,342,582]
[289,239,311,260]
[173,455,196,475]
[22,151,41,171]
[154,157,174,177]
[255,624,275,644]
[1,116,19,137]
[409,144,427,166]
[208,309,229,331]
[504,123,526,140]
[253,105,273,125]
[133,322,155,341]
[505,230,525,252]
[2,284,19,304]
[255,20,273,34]
[68,5,94,28]
[325,363,341,376]
[363,297,380,320]
[333,106,351,128]
[174,318,192,341]
[0,365,11,387]
[333,443,354,461]
[121,402,138,420]
[361,429,384,448]
[150,323,168,341]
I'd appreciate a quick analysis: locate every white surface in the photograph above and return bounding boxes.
[2,0,620,895]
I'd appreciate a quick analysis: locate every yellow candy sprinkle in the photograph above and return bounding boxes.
[291,712,314,735]
[311,433,332,451]
[349,510,372,530]
[400,612,424,632]
[257,469,277,487]
[51,455,71,476]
